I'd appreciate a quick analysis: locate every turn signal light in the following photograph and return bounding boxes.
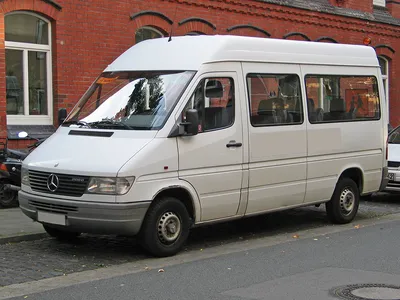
[0,164,7,172]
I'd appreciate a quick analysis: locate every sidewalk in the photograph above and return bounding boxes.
[0,208,46,244]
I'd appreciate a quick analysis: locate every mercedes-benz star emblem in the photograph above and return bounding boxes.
[47,174,60,192]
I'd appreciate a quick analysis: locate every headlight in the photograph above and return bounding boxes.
[21,167,30,186]
[86,177,135,195]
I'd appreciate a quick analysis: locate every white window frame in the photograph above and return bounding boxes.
[378,56,389,119]
[5,11,53,125]
[373,0,386,7]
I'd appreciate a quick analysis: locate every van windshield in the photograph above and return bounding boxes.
[389,126,400,144]
[63,71,195,130]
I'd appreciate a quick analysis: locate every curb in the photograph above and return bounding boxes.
[0,232,47,245]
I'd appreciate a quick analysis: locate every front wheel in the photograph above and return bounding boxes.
[0,183,18,208]
[326,178,359,224]
[139,197,191,257]
[43,225,81,241]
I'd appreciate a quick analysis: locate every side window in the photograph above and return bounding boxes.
[247,74,303,127]
[183,77,234,133]
[305,75,381,123]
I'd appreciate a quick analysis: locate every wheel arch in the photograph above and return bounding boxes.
[337,166,364,195]
[151,184,201,224]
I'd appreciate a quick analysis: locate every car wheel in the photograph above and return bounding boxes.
[0,183,18,208]
[139,197,191,257]
[326,178,359,224]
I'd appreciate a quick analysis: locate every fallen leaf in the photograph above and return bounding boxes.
[227,268,231,270]
[313,238,318,241]
[158,269,165,273]
[24,297,28,299]
[354,225,361,229]
[293,234,299,239]
[200,249,203,251]
[144,267,149,270]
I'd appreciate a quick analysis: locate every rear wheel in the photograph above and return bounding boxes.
[326,178,359,224]
[43,225,81,241]
[139,197,191,257]
[0,183,18,208]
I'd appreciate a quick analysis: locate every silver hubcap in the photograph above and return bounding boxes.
[340,187,355,216]
[157,212,181,244]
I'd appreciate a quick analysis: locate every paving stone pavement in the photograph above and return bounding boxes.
[0,193,399,287]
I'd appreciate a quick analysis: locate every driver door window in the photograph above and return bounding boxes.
[182,77,234,132]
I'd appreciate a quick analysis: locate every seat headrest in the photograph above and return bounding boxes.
[258,99,274,115]
[330,98,345,112]
[205,80,223,98]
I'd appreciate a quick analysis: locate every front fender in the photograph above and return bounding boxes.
[117,176,202,223]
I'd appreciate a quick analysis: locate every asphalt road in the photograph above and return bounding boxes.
[1,193,400,299]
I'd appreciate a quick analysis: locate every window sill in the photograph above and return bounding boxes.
[7,115,53,126]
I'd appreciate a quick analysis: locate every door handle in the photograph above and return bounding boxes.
[226,140,242,148]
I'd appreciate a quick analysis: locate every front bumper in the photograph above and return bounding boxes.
[18,190,151,236]
[384,167,400,192]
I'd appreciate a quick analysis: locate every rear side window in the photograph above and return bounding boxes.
[305,75,381,123]
[247,74,303,127]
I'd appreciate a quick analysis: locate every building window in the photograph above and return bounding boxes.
[378,56,389,119]
[135,26,164,44]
[5,12,53,125]
[186,31,206,36]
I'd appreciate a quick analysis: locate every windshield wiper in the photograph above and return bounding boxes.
[89,120,134,130]
[62,120,91,128]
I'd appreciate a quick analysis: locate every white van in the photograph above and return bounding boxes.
[19,35,388,257]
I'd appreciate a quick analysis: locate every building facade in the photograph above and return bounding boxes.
[0,0,399,148]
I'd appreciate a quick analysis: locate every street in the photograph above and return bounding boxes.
[0,193,400,299]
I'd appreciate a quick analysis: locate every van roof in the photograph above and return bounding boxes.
[104,35,379,72]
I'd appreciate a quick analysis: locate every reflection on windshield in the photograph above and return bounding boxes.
[64,71,195,130]
[389,127,400,144]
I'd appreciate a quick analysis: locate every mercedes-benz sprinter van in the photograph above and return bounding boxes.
[19,35,388,257]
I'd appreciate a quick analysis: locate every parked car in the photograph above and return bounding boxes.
[0,132,47,208]
[389,123,394,134]
[385,125,400,193]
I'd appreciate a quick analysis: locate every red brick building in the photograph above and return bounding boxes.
[0,0,399,148]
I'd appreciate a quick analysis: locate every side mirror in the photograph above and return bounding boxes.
[58,108,67,126]
[181,109,199,136]
[18,131,28,138]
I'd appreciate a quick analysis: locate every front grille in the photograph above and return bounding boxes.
[388,181,400,188]
[29,170,89,197]
[28,200,78,214]
[388,161,400,168]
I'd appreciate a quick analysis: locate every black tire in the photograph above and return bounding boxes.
[43,224,81,241]
[326,178,359,224]
[0,183,18,208]
[139,197,191,257]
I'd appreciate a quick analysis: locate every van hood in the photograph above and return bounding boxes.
[23,128,157,177]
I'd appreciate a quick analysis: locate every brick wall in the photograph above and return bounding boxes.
[388,1,400,19]
[0,0,399,149]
